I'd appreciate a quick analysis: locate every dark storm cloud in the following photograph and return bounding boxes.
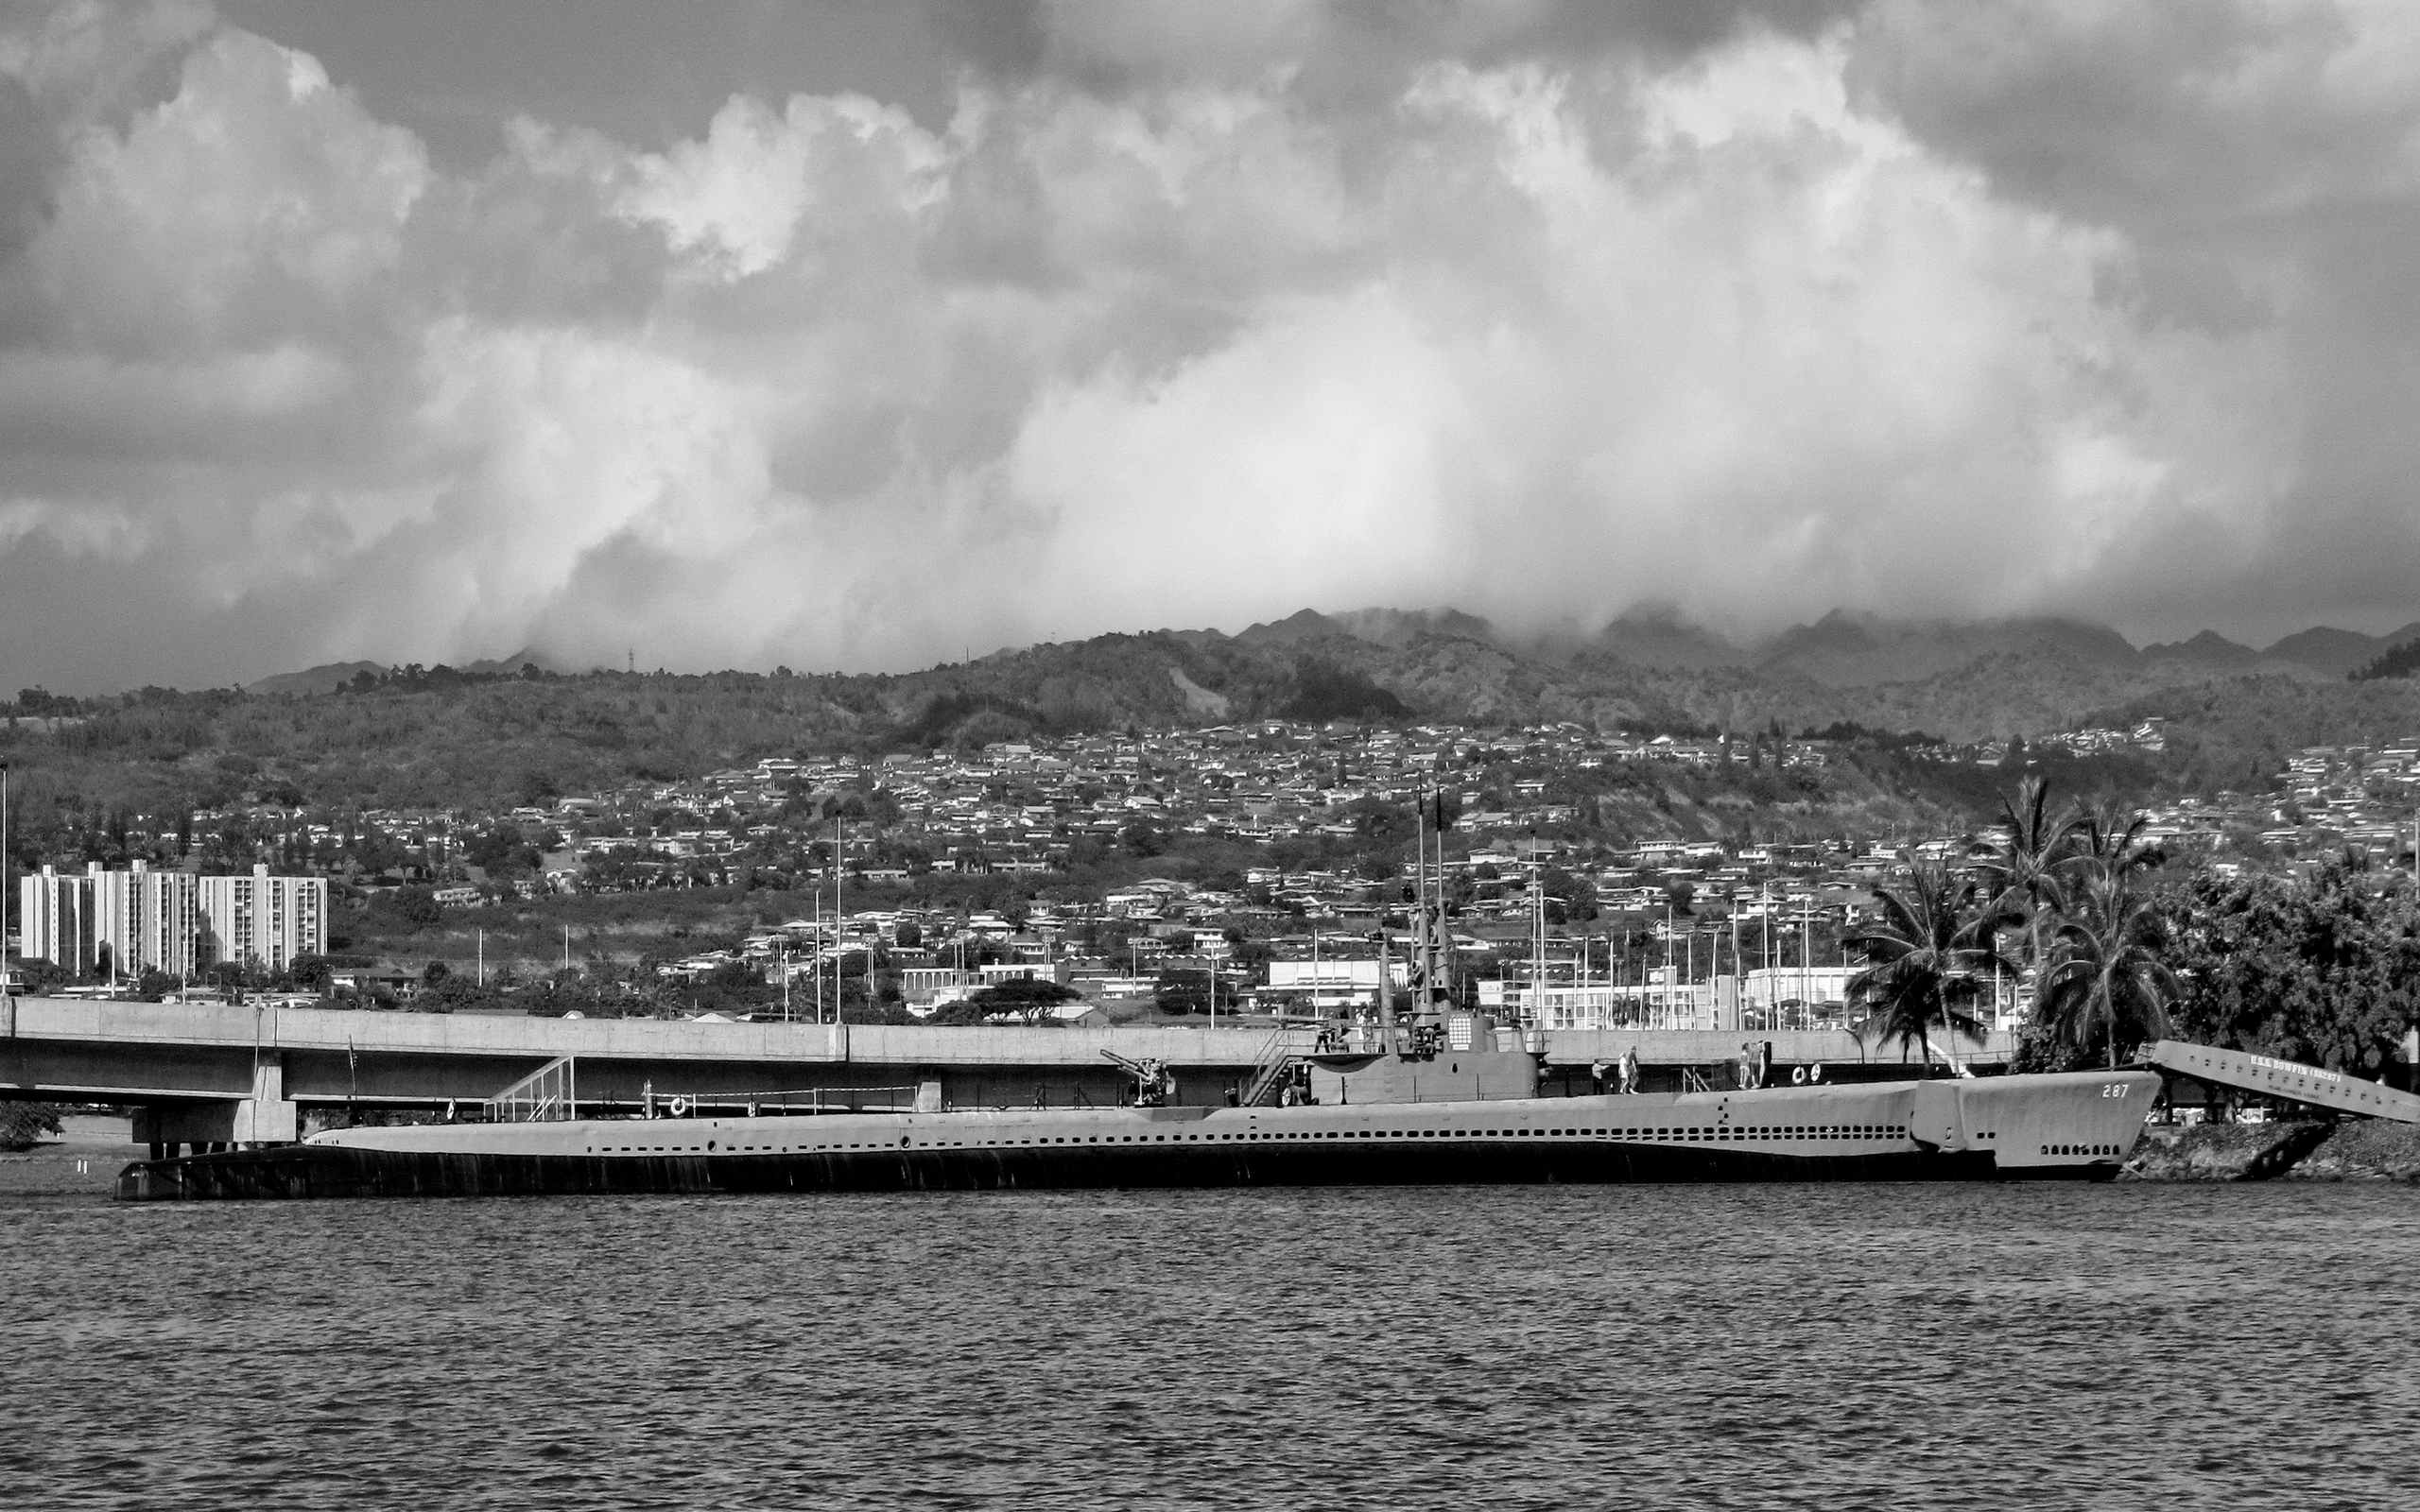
[0,0,2415,692]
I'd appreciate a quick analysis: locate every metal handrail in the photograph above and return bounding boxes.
[489,1056,577,1122]
[1239,1024,1319,1106]
[647,1085,925,1117]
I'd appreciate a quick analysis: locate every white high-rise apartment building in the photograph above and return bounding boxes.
[20,864,100,971]
[198,866,327,974]
[95,861,206,979]
[19,861,324,978]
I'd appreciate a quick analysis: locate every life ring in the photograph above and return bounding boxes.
[1790,1066,1807,1086]
[1809,1064,1825,1084]
[668,1094,692,1117]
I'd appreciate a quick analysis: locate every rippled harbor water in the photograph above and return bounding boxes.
[2,1179,2411,1510]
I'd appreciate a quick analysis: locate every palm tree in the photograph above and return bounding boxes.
[2036,866,2179,1069]
[1844,851,2022,1076]
[1978,773,2079,973]
[2065,801,2165,886]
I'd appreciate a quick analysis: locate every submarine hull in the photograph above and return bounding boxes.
[116,1139,2049,1201]
[116,1072,2153,1200]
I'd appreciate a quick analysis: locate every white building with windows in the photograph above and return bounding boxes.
[199,866,327,974]
[95,861,206,979]
[20,864,99,973]
[21,861,205,980]
[19,861,324,979]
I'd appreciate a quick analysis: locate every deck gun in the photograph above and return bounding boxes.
[1101,1049,1175,1108]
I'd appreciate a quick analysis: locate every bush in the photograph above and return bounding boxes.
[2010,1021,2097,1074]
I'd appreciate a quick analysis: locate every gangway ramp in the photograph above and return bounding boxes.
[2145,1040,2420,1124]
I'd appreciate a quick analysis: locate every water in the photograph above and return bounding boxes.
[2,1182,2411,1509]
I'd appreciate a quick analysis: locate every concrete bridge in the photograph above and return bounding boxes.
[0,997,1309,1154]
[0,995,2014,1157]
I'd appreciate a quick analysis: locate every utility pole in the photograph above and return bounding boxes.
[1533,861,1546,1022]
[1685,928,1695,1026]
[1663,902,1674,1027]
[1802,892,1812,1020]
[832,814,842,1022]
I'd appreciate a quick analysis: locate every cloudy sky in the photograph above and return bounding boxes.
[4,0,2418,691]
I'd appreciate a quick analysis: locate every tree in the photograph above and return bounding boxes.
[1155,968,1212,1016]
[0,1103,63,1152]
[285,954,334,994]
[1979,773,2078,971]
[970,978,1078,1010]
[1540,866,1599,922]
[1843,852,2019,1075]
[465,826,541,874]
[2066,802,2165,885]
[2035,868,2179,1069]
[2161,860,2420,1076]
[388,886,442,930]
[419,972,505,1014]
[1122,821,1168,858]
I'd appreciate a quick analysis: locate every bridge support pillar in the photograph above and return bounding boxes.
[232,1057,297,1145]
[131,1067,301,1151]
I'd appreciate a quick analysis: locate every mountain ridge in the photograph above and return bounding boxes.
[215,607,2420,762]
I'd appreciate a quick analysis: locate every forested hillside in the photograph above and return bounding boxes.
[7,608,2418,833]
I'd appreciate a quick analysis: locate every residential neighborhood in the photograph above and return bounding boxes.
[17,714,2418,1037]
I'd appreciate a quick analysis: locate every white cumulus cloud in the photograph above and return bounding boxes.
[0,0,2407,691]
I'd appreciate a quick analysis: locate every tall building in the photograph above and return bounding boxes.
[94,861,205,980]
[20,864,98,972]
[19,861,323,979]
[198,865,326,974]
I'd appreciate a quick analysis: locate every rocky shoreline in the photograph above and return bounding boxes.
[2124,1121,2420,1182]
